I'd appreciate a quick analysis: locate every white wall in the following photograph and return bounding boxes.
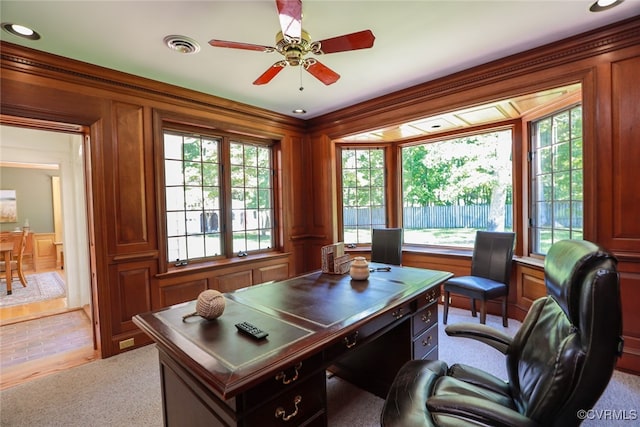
[0,125,91,309]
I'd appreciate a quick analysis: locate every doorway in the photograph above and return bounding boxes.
[0,124,96,388]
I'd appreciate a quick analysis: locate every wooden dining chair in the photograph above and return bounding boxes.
[0,227,29,287]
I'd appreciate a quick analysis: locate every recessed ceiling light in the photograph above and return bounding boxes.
[292,109,307,114]
[163,35,200,54]
[589,0,624,12]
[1,23,41,40]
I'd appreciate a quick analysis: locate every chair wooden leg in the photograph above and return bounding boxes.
[443,291,450,325]
[17,264,27,287]
[471,299,477,317]
[479,300,487,324]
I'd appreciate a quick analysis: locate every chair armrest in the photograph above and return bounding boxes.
[427,395,539,427]
[445,322,512,354]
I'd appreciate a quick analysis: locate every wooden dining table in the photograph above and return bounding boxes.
[1,242,15,295]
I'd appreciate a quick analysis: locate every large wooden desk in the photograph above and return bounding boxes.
[133,263,452,426]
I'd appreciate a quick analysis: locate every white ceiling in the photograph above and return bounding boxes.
[1,1,638,119]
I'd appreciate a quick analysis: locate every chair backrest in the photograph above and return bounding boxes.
[470,231,515,284]
[16,228,28,262]
[371,228,402,265]
[506,239,622,426]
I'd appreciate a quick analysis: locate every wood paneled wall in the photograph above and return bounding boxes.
[1,42,306,357]
[1,17,639,374]
[307,17,640,374]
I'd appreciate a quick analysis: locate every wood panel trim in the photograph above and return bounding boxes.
[308,17,640,135]
[0,42,302,130]
[112,251,159,261]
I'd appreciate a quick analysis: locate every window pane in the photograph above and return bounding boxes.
[166,211,185,236]
[536,118,552,148]
[205,233,221,257]
[167,236,187,262]
[164,131,222,262]
[230,142,274,253]
[203,187,219,210]
[165,160,184,186]
[340,148,386,244]
[186,234,205,259]
[530,104,583,255]
[401,130,512,248]
[165,186,185,211]
[164,134,183,160]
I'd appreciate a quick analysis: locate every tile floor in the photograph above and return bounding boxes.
[0,309,93,370]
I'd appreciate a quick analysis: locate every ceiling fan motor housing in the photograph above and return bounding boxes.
[276,30,312,66]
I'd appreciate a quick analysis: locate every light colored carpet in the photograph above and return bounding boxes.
[0,272,66,307]
[0,306,638,426]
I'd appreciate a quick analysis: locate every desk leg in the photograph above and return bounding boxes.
[3,251,12,295]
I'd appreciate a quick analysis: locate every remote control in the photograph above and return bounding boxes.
[235,321,269,340]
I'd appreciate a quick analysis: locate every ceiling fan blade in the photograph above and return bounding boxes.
[253,61,287,85]
[276,0,302,40]
[209,39,274,52]
[304,59,340,85]
[315,30,375,54]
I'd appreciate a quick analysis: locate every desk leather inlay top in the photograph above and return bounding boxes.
[154,299,313,369]
[231,265,446,327]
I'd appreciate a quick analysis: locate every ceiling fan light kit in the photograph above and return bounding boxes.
[208,0,375,86]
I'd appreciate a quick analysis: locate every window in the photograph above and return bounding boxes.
[530,105,583,255]
[340,148,386,244]
[229,141,274,254]
[163,130,274,264]
[401,130,513,248]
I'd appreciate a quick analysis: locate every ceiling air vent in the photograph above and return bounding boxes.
[164,35,200,54]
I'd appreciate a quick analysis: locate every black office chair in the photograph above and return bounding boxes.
[371,228,403,265]
[381,239,623,427]
[443,231,515,327]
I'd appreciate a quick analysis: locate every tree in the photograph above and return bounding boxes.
[401,130,512,229]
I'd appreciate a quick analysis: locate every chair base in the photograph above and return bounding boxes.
[443,290,508,327]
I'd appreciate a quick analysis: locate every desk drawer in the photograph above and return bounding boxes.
[242,352,324,408]
[416,287,440,309]
[244,371,326,426]
[324,301,412,362]
[413,323,438,360]
[412,303,438,336]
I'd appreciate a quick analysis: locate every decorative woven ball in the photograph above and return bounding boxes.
[195,290,226,320]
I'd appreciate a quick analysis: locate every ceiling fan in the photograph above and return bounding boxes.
[208,0,375,86]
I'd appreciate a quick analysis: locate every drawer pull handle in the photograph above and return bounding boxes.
[275,362,302,385]
[275,395,302,421]
[343,331,359,349]
[422,336,433,347]
[392,308,405,319]
[421,311,432,323]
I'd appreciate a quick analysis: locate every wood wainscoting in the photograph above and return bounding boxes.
[0,231,58,273]
[31,233,58,272]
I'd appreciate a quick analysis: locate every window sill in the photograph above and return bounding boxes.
[347,245,545,268]
[346,244,473,258]
[156,251,291,279]
[514,256,544,269]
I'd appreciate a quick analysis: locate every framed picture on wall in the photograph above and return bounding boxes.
[0,190,17,223]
